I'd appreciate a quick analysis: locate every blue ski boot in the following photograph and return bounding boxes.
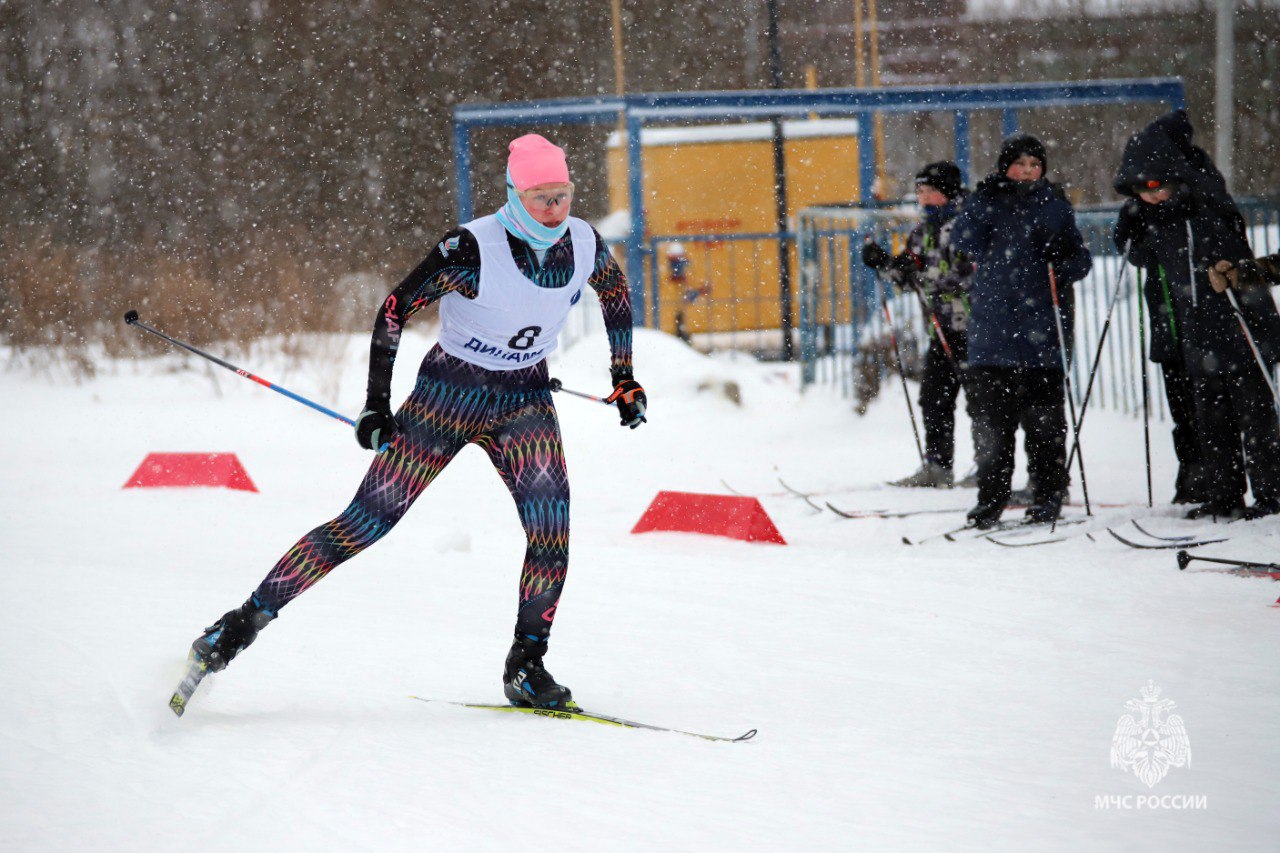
[191,595,276,672]
[503,635,574,709]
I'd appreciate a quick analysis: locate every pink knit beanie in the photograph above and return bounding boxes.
[507,134,570,191]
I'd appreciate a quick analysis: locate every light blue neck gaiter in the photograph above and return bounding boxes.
[495,174,570,253]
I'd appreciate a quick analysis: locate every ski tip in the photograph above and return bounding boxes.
[168,693,187,717]
[901,536,915,546]
[734,729,758,742]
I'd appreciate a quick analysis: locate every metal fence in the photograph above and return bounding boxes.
[795,199,1280,417]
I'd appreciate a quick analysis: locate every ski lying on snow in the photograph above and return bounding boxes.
[826,502,967,519]
[984,531,1071,547]
[1106,528,1226,550]
[169,655,210,717]
[410,697,756,743]
[1128,520,1201,542]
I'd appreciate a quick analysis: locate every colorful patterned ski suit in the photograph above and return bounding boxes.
[251,221,633,640]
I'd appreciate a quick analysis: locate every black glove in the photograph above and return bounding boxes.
[861,239,892,271]
[1113,199,1146,254]
[355,404,399,451]
[605,373,647,429]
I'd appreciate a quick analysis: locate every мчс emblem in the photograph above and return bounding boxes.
[1110,681,1191,788]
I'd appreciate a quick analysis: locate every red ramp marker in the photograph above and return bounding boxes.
[124,452,258,492]
[631,491,786,544]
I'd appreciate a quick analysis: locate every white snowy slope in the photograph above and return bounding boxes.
[1,327,1278,851]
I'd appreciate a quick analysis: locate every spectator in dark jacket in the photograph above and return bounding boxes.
[1114,110,1280,519]
[953,134,1093,528]
[862,160,974,489]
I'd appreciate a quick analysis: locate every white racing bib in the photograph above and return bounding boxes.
[438,214,593,371]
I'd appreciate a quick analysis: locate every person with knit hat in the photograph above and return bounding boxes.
[952,133,1093,529]
[180,134,645,712]
[861,160,974,488]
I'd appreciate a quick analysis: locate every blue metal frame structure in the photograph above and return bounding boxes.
[453,78,1186,322]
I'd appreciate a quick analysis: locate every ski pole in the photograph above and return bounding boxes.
[548,377,610,405]
[881,293,927,466]
[899,248,960,370]
[124,309,358,428]
[1064,242,1131,490]
[1222,289,1280,408]
[1177,550,1280,573]
[1048,263,1092,515]
[1136,268,1153,508]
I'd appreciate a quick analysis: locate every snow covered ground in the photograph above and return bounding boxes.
[2,325,1278,851]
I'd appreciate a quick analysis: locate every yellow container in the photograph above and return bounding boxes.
[606,120,860,336]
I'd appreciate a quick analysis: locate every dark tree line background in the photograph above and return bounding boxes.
[1,0,1277,368]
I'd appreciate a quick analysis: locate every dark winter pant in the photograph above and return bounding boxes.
[1159,361,1205,499]
[1194,366,1280,508]
[920,332,968,470]
[967,367,1068,510]
[253,346,570,640]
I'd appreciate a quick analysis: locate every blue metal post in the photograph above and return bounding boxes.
[625,111,647,325]
[953,110,971,187]
[1002,108,1019,139]
[857,112,876,204]
[453,122,473,223]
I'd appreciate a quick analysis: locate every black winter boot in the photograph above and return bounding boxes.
[966,503,1003,530]
[1184,501,1245,521]
[191,594,277,672]
[1024,493,1064,525]
[503,635,574,709]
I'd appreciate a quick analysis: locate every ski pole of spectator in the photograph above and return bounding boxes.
[1048,263,1092,515]
[900,248,960,370]
[1176,550,1280,574]
[1136,268,1154,508]
[1064,242,1131,489]
[1222,289,1280,407]
[881,293,926,465]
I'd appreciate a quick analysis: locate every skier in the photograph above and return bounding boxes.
[952,134,1092,528]
[186,134,646,710]
[862,161,974,489]
[1114,110,1280,519]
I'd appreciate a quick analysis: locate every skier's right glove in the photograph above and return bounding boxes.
[605,373,647,429]
[1113,199,1147,254]
[860,239,892,271]
[355,404,400,451]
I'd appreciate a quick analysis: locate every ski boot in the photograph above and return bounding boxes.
[889,461,954,489]
[966,503,1003,530]
[1184,501,1244,521]
[191,594,277,673]
[503,635,574,710]
[1024,493,1064,525]
[1241,500,1279,521]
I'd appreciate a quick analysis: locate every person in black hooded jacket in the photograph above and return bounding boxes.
[952,134,1092,528]
[1114,110,1280,519]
